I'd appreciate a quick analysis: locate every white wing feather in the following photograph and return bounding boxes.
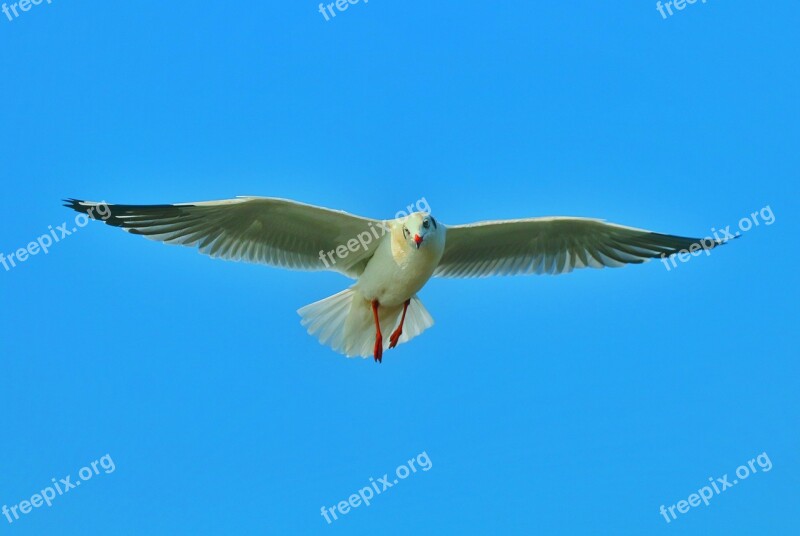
[65,197,383,278]
[436,217,723,278]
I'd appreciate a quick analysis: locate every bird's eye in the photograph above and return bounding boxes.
[403,227,410,237]
[422,219,430,229]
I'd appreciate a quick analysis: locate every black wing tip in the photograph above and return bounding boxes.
[63,198,116,223]
[63,198,99,217]
[723,234,743,244]
[707,233,742,249]
[651,231,740,249]
[62,198,192,228]
[642,231,738,260]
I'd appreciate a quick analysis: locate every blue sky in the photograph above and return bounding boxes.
[1,1,798,534]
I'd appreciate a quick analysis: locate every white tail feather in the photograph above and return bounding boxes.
[298,289,434,358]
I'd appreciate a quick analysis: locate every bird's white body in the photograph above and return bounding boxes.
[65,195,725,362]
[355,219,446,307]
[299,213,445,359]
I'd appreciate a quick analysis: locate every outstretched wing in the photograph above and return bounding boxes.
[436,217,724,278]
[65,197,386,278]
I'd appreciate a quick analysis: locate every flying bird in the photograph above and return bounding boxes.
[65,197,725,362]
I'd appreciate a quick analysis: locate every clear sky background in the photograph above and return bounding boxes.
[1,1,798,534]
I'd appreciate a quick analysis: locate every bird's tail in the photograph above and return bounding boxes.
[298,288,434,358]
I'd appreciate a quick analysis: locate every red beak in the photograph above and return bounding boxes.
[414,234,423,248]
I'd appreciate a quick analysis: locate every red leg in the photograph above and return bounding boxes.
[389,299,411,349]
[371,300,383,363]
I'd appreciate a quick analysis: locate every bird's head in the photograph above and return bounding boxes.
[399,212,442,250]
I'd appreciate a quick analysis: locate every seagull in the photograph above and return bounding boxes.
[65,197,726,362]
